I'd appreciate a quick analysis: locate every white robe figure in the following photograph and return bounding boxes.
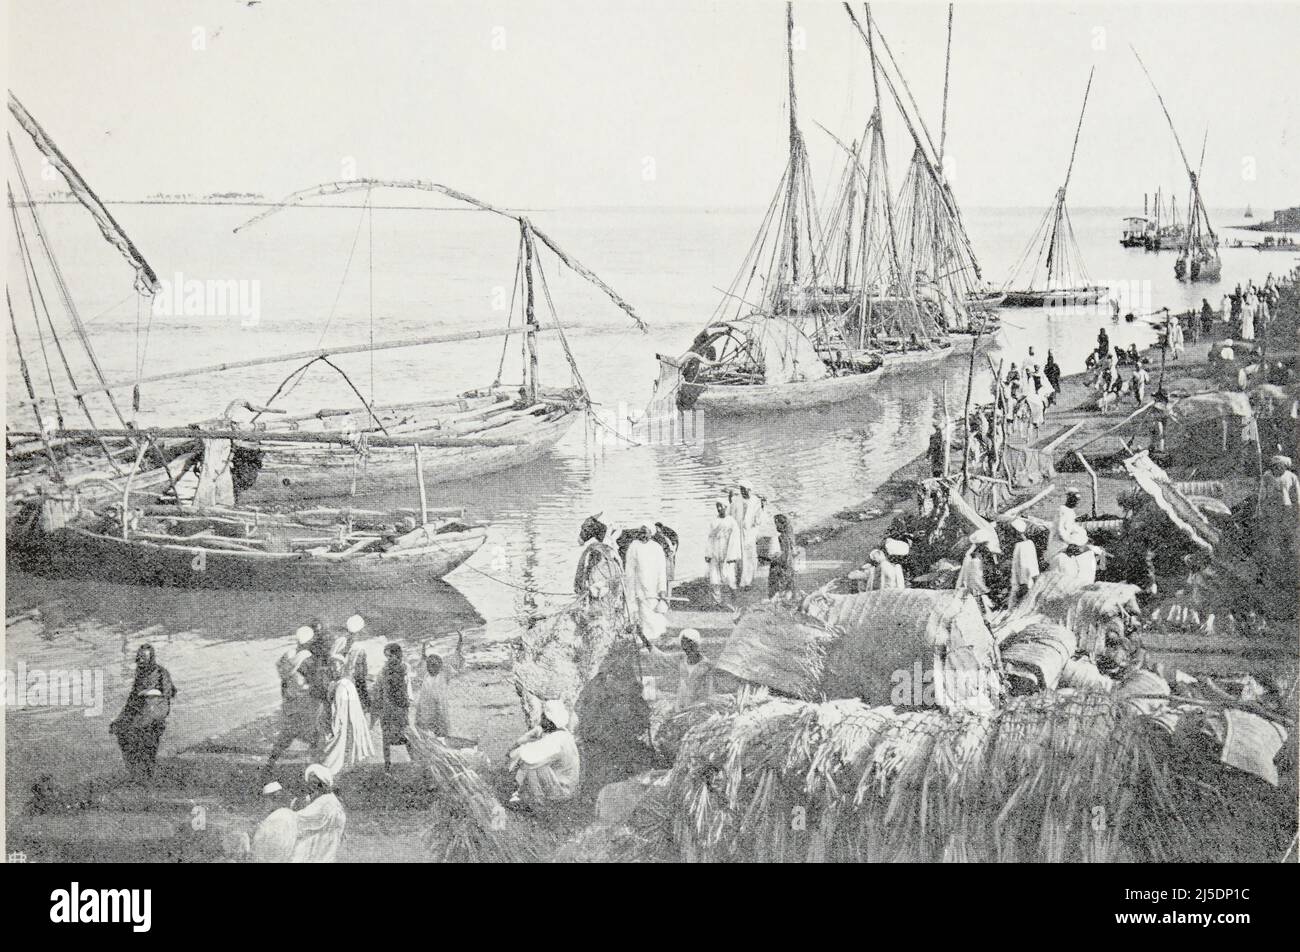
[1048,550,1081,585]
[877,559,905,590]
[625,535,668,640]
[1008,537,1041,610]
[1221,294,1231,324]
[1075,547,1099,585]
[1045,504,1079,562]
[289,792,346,863]
[319,677,375,776]
[729,489,762,589]
[1169,319,1185,357]
[251,807,298,863]
[705,513,741,590]
[1241,296,1256,341]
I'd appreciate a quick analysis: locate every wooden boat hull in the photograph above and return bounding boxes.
[7,522,488,590]
[1001,287,1105,308]
[239,408,578,503]
[689,344,953,414]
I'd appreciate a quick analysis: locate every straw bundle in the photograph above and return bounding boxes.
[1000,620,1078,694]
[714,604,837,698]
[410,731,540,863]
[600,691,1294,863]
[1006,575,1140,659]
[804,590,999,710]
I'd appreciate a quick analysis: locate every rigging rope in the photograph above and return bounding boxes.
[494,230,525,385]
[9,134,130,429]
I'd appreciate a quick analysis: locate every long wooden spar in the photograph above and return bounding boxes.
[11,425,532,450]
[233,178,647,332]
[16,323,564,409]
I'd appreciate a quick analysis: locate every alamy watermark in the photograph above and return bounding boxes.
[151,272,262,327]
[3,662,104,717]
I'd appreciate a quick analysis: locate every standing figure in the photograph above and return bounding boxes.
[1007,518,1040,610]
[1046,491,1082,562]
[574,513,628,632]
[374,643,412,769]
[268,627,322,769]
[1132,363,1150,404]
[731,480,763,589]
[414,637,463,740]
[705,499,741,607]
[653,521,680,598]
[624,524,669,641]
[1259,455,1300,566]
[956,529,996,614]
[875,537,909,589]
[1043,351,1061,404]
[319,644,375,777]
[766,513,798,598]
[334,615,370,713]
[1169,315,1185,359]
[109,644,177,783]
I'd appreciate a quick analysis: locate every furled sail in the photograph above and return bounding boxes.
[8,92,159,295]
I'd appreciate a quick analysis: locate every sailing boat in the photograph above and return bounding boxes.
[1244,204,1254,219]
[6,94,490,586]
[217,181,646,502]
[651,3,889,416]
[1002,68,1106,307]
[1133,48,1221,283]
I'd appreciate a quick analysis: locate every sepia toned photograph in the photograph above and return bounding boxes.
[2,0,1297,872]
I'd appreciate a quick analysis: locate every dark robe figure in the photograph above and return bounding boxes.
[766,514,798,598]
[109,644,177,783]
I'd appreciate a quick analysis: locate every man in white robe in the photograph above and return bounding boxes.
[1007,518,1040,610]
[288,764,346,863]
[956,528,996,614]
[1046,491,1082,562]
[705,499,741,606]
[730,480,762,589]
[508,699,580,807]
[624,524,668,640]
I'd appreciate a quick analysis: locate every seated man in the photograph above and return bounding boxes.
[507,699,580,809]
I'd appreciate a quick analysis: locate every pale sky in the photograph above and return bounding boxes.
[5,0,1297,210]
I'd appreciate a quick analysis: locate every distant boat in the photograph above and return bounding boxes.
[1244,204,1254,219]
[1120,216,1153,248]
[1133,48,1221,283]
[1002,68,1107,308]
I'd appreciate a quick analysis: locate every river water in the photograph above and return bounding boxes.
[6,200,1293,797]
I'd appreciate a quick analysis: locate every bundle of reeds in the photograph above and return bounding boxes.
[804,589,1000,710]
[1000,620,1078,694]
[1006,575,1141,658]
[602,691,1295,863]
[408,731,540,863]
[714,604,836,698]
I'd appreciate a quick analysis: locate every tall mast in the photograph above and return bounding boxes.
[1046,67,1094,286]
[938,3,953,166]
[864,5,903,289]
[1132,46,1217,250]
[521,219,540,402]
[785,1,801,287]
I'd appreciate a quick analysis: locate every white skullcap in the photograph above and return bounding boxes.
[541,699,570,730]
[679,628,701,646]
[738,479,753,490]
[294,626,314,646]
[883,538,910,558]
[968,527,997,547]
[261,781,283,796]
[346,614,365,634]
[642,523,656,536]
[1010,517,1028,533]
[304,764,334,788]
